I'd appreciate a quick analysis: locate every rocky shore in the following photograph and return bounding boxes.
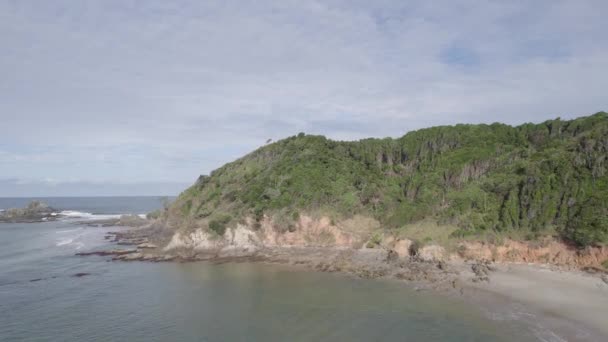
[74,215,608,292]
[74,221,522,297]
[72,215,608,341]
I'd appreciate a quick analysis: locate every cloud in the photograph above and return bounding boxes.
[0,178,189,197]
[0,0,607,195]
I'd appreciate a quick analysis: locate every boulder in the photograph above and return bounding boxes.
[392,239,413,259]
[380,235,396,249]
[418,245,446,262]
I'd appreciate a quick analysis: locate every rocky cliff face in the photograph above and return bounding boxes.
[162,214,376,257]
[155,212,608,270]
[458,239,608,269]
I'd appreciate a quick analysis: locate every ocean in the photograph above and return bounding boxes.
[0,197,542,341]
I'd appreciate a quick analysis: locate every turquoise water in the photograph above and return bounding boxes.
[0,197,540,341]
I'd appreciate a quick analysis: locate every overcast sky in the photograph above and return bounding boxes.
[1,0,607,197]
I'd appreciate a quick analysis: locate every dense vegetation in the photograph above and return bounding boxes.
[170,113,608,247]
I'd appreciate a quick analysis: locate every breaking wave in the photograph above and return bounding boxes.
[58,210,122,221]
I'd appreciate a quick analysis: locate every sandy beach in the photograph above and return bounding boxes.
[459,263,608,341]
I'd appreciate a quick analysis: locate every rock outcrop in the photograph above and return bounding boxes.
[391,239,413,260]
[0,201,57,223]
[417,245,446,262]
[162,214,374,258]
[458,239,608,269]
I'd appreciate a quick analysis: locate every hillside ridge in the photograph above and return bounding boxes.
[164,112,608,247]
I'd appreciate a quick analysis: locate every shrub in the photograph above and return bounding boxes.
[564,194,608,247]
[366,232,383,248]
[291,211,300,221]
[146,210,162,220]
[208,215,232,236]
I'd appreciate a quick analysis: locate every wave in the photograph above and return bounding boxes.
[56,237,74,246]
[58,210,122,221]
[55,230,86,249]
[485,304,568,342]
[56,228,83,234]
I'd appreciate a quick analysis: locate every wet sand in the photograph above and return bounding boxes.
[460,263,608,341]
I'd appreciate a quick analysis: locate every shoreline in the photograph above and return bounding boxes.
[458,262,608,341]
[77,224,608,341]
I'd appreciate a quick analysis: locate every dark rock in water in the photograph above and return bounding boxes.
[72,272,91,278]
[0,200,58,223]
[76,249,138,257]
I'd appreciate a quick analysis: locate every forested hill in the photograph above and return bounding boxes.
[170,112,608,247]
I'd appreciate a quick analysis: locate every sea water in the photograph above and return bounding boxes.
[0,197,544,341]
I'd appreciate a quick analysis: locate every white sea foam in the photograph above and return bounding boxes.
[56,228,82,234]
[55,227,90,249]
[485,303,567,342]
[58,210,121,221]
[56,238,74,246]
[55,236,86,250]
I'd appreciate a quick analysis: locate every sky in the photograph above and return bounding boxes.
[1,0,607,197]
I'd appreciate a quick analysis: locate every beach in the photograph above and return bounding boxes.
[459,262,608,341]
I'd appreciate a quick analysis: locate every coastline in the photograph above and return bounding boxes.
[74,221,608,341]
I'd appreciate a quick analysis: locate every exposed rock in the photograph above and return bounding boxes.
[164,229,221,252]
[380,235,396,249]
[458,239,608,269]
[117,214,149,227]
[261,215,365,247]
[355,267,389,279]
[76,249,138,256]
[0,201,57,223]
[137,243,158,249]
[117,238,148,246]
[418,245,446,262]
[221,225,262,254]
[350,248,389,266]
[392,239,413,259]
[72,272,91,278]
[113,252,144,261]
[471,261,495,282]
[386,249,400,263]
[160,255,176,262]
